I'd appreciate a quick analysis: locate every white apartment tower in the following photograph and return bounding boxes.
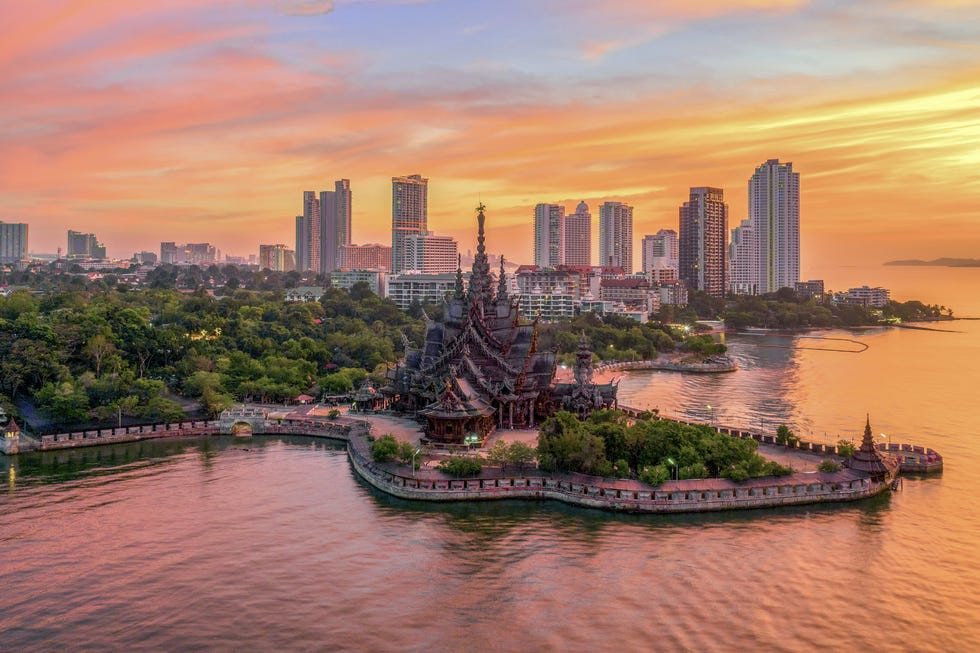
[391,174,428,273]
[563,201,591,266]
[641,229,678,274]
[599,201,633,273]
[534,203,565,268]
[728,219,759,295]
[748,159,800,294]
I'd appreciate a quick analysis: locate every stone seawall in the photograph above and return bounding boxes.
[33,421,221,452]
[10,416,895,514]
[345,444,890,514]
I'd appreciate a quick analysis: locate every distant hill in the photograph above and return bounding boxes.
[884,258,980,267]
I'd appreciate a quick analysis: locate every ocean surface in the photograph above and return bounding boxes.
[2,265,979,652]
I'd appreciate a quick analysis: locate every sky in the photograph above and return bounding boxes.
[2,0,979,275]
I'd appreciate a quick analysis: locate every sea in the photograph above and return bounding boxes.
[1,264,978,652]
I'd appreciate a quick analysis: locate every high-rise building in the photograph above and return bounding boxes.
[729,219,759,295]
[599,201,633,273]
[533,203,565,268]
[294,215,305,271]
[391,174,428,274]
[0,222,28,264]
[67,230,105,259]
[404,231,458,274]
[641,229,678,274]
[161,242,178,264]
[334,178,352,254]
[337,243,392,272]
[679,187,728,297]
[563,201,591,267]
[318,179,353,274]
[299,191,320,272]
[748,159,800,294]
[259,244,295,272]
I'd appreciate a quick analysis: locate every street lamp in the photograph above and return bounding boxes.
[412,448,421,478]
[707,404,713,425]
[880,432,890,450]
[665,457,678,481]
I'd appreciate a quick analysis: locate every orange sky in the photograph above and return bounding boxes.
[2,0,979,275]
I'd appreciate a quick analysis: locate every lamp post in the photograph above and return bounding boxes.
[665,457,678,481]
[707,404,714,425]
[880,432,890,450]
[412,448,421,478]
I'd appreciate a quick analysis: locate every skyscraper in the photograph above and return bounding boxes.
[334,178,352,253]
[319,189,336,273]
[0,221,28,265]
[599,201,633,273]
[295,216,305,271]
[299,191,320,272]
[748,159,800,294]
[259,244,295,272]
[533,203,565,268]
[391,174,428,273]
[563,201,591,266]
[319,179,353,274]
[679,187,728,297]
[641,229,678,273]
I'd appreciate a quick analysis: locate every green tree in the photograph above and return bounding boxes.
[371,434,399,462]
[506,441,537,472]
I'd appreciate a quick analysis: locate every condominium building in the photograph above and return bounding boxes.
[599,201,633,273]
[319,178,353,274]
[259,244,296,272]
[391,174,428,273]
[748,159,800,293]
[533,203,565,268]
[331,269,385,296]
[679,187,728,297]
[385,272,462,310]
[67,230,106,259]
[563,201,591,266]
[515,266,583,300]
[728,219,759,295]
[337,243,392,272]
[403,231,458,274]
[0,222,28,264]
[299,190,320,272]
[844,286,889,308]
[641,229,678,274]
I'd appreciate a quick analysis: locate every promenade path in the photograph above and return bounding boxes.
[328,405,841,473]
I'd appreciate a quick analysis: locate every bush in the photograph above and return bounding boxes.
[506,441,537,471]
[436,455,484,477]
[486,440,509,467]
[837,439,856,457]
[776,424,799,446]
[818,459,842,473]
[370,433,399,462]
[328,408,340,419]
[639,465,670,486]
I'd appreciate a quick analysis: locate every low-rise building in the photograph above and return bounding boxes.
[285,286,328,302]
[844,285,889,308]
[331,269,385,296]
[385,272,465,310]
[795,279,825,301]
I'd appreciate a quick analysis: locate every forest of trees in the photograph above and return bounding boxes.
[0,276,424,431]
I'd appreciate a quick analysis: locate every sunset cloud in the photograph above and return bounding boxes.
[1,0,978,272]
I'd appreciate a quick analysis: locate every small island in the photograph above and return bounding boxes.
[884,258,980,267]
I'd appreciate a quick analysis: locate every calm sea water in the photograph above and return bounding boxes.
[2,266,979,652]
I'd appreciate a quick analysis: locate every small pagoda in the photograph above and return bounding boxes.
[551,331,618,418]
[419,377,496,446]
[848,415,898,482]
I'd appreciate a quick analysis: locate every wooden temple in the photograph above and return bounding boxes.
[384,205,617,447]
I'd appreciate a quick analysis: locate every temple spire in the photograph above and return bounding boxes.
[497,255,508,301]
[469,203,492,305]
[454,254,465,299]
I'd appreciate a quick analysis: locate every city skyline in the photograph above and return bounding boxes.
[3,1,979,272]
